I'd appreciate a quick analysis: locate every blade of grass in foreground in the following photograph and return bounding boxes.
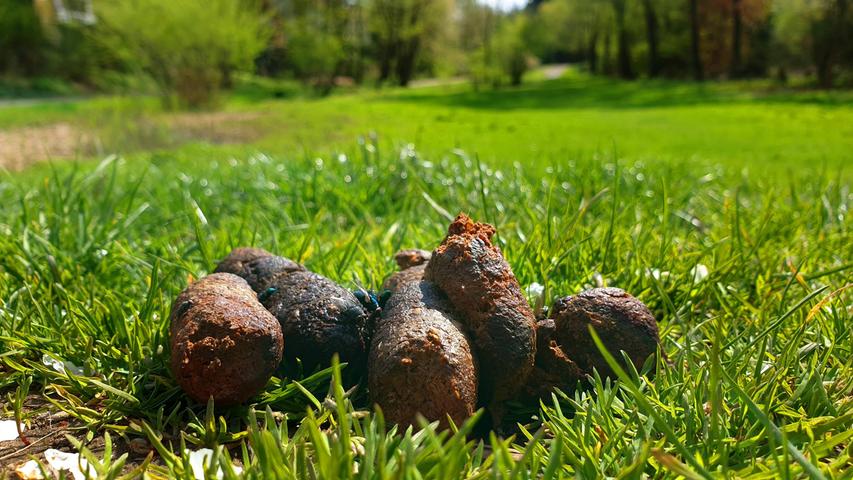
[588,325,713,479]
[719,368,827,480]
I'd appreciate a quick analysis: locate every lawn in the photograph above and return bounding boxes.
[0,74,851,478]
[3,72,853,172]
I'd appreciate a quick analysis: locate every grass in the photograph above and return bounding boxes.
[2,71,852,172]
[0,73,851,478]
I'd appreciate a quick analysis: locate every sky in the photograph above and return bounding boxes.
[482,0,528,11]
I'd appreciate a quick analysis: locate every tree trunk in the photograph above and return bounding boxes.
[689,0,704,81]
[641,0,660,77]
[377,44,394,83]
[730,0,743,77]
[588,31,599,74]
[394,1,424,87]
[813,0,849,88]
[612,0,634,79]
[603,31,612,75]
[396,38,420,87]
[815,54,834,88]
[375,1,400,85]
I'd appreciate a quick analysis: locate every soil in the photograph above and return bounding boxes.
[0,111,269,171]
[0,123,94,171]
[0,394,158,475]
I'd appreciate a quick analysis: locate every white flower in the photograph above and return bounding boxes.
[187,448,243,480]
[14,460,43,479]
[647,268,670,281]
[525,282,544,299]
[44,449,95,480]
[42,354,85,376]
[689,264,710,283]
[0,419,22,442]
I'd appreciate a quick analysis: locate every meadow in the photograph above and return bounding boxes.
[0,74,851,478]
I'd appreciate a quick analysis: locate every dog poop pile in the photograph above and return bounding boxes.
[169,213,661,427]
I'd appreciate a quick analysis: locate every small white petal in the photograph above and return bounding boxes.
[44,449,94,480]
[0,419,22,442]
[525,282,544,298]
[14,460,43,479]
[42,354,66,374]
[689,264,710,283]
[645,268,671,281]
[187,448,242,480]
[63,361,86,376]
[41,354,85,376]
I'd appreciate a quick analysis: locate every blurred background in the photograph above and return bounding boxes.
[2,0,851,104]
[0,0,851,171]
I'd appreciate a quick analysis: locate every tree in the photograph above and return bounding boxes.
[641,0,662,76]
[731,0,744,76]
[611,0,635,79]
[98,0,269,108]
[368,0,449,86]
[495,14,535,86]
[689,0,704,80]
[773,0,852,88]
[286,14,344,93]
[811,0,851,87]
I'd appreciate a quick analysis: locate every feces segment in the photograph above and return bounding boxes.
[424,214,537,412]
[369,249,478,428]
[169,273,284,406]
[216,248,369,375]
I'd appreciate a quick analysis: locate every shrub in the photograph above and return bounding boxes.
[97,0,269,109]
[285,16,344,95]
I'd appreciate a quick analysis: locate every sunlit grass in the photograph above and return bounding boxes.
[0,76,851,477]
[2,73,852,173]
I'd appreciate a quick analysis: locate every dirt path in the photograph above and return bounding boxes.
[0,110,270,172]
[0,123,94,171]
[541,64,569,80]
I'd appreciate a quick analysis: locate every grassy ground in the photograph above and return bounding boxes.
[0,74,851,478]
[2,71,852,172]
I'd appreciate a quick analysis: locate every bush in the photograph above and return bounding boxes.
[97,0,269,109]
[469,14,534,89]
[494,15,534,87]
[286,16,344,95]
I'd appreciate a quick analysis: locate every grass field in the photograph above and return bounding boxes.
[0,74,851,478]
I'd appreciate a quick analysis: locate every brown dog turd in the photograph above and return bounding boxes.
[380,249,432,293]
[215,248,368,374]
[260,270,369,373]
[551,287,660,380]
[522,318,584,400]
[215,248,304,292]
[424,214,537,408]
[169,273,284,406]
[214,247,272,277]
[369,251,477,428]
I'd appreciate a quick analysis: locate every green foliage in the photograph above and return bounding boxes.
[96,0,269,109]
[0,0,108,90]
[494,15,536,86]
[285,14,344,94]
[468,12,536,89]
[0,0,50,76]
[367,0,451,86]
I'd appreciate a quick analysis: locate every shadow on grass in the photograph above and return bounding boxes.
[382,76,853,111]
